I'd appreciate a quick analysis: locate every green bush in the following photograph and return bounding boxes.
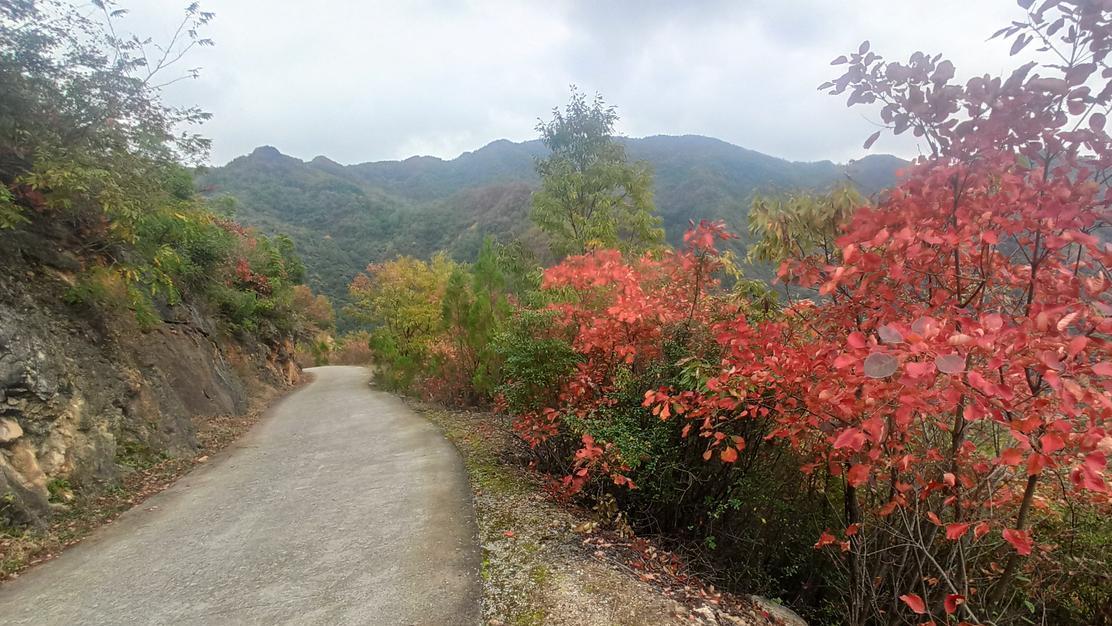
[368,331,424,391]
[1033,507,1112,624]
[207,284,261,334]
[0,3,327,349]
[65,265,162,330]
[492,309,579,415]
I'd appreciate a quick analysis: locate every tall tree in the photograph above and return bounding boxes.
[531,88,663,257]
[440,237,512,402]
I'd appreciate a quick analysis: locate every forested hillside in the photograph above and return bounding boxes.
[197,136,905,311]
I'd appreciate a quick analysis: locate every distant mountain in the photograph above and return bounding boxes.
[196,135,906,315]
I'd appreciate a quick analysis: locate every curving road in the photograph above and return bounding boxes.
[0,366,481,625]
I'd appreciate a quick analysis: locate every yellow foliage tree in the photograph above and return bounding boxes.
[346,253,457,389]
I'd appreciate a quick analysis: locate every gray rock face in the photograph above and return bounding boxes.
[0,229,296,529]
[0,418,21,442]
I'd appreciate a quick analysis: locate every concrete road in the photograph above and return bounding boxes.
[0,366,481,625]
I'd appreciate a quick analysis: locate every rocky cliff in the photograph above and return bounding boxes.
[0,228,299,529]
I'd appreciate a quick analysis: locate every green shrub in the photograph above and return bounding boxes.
[65,266,162,330]
[492,309,579,415]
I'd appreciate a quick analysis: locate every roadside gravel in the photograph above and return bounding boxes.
[411,401,792,626]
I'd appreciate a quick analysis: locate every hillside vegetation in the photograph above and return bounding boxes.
[0,0,331,534]
[197,134,904,316]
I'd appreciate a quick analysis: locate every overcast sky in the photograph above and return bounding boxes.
[125,1,1021,166]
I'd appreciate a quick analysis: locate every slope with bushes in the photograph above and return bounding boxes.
[0,1,330,535]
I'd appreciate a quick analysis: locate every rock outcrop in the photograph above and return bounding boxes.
[0,229,298,528]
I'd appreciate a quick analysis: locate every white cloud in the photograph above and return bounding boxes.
[126,0,1020,165]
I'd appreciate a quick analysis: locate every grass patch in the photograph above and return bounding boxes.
[513,609,547,626]
[45,478,72,504]
[419,408,529,497]
[114,440,166,471]
[410,402,557,624]
[529,564,550,585]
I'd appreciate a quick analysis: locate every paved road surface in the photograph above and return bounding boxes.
[0,366,481,625]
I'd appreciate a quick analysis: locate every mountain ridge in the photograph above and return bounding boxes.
[240,134,901,170]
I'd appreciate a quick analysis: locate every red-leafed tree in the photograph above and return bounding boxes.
[644,2,1112,623]
[513,220,737,494]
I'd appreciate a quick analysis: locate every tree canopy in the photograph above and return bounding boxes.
[531,88,664,257]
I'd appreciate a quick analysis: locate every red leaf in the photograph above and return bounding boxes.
[720,446,738,463]
[814,531,837,548]
[863,130,882,150]
[1084,452,1107,474]
[847,332,868,349]
[1094,361,1112,376]
[944,593,966,614]
[982,313,1005,331]
[1068,335,1088,357]
[1073,453,1107,491]
[905,360,936,378]
[1072,462,1106,492]
[861,417,886,443]
[1027,453,1048,476]
[833,428,866,451]
[1041,432,1065,454]
[967,371,994,396]
[1038,351,1064,371]
[1002,528,1033,556]
[945,522,971,540]
[847,463,870,486]
[999,448,1024,466]
[899,593,927,614]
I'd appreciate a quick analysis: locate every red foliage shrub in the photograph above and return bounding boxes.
[642,3,1112,621]
[232,256,271,295]
[512,220,736,493]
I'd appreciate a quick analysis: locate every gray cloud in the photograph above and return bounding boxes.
[126,1,1020,165]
